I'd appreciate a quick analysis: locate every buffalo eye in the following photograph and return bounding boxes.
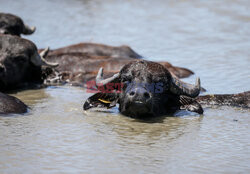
[120,75,133,90]
[153,76,169,89]
[121,75,132,83]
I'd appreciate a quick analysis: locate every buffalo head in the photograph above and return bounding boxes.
[0,13,35,36]
[0,35,58,91]
[83,60,203,118]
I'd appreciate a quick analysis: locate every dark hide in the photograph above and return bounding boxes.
[0,13,35,36]
[197,91,250,108]
[40,43,143,59]
[0,92,27,114]
[43,52,194,86]
[83,60,203,118]
[0,35,43,91]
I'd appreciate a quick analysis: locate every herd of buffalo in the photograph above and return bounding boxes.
[0,13,249,118]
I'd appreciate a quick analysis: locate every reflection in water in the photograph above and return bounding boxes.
[1,87,249,173]
[11,88,50,106]
[0,0,250,173]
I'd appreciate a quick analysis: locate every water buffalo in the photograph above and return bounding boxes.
[43,52,194,86]
[83,60,203,118]
[0,92,27,114]
[197,91,250,108]
[0,34,57,91]
[43,43,143,59]
[0,13,35,36]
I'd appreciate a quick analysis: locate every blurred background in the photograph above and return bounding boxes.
[1,0,250,93]
[0,1,249,174]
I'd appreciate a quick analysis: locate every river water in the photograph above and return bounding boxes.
[0,0,250,173]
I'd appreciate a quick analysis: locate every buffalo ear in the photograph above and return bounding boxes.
[179,95,203,114]
[83,92,119,110]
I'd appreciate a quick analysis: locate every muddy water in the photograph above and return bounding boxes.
[0,0,250,173]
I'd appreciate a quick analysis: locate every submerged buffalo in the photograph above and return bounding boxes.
[0,13,35,36]
[43,43,143,59]
[83,60,203,118]
[43,52,194,86]
[0,34,58,115]
[83,60,250,118]
[197,91,250,108]
[0,34,57,91]
[0,92,27,114]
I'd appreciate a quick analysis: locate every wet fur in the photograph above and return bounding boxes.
[197,91,250,108]
[84,60,203,118]
[41,43,143,59]
[43,52,194,86]
[0,35,43,91]
[0,13,33,36]
[0,92,27,114]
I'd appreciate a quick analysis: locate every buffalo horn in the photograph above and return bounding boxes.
[22,24,36,35]
[31,47,58,67]
[170,76,201,98]
[96,67,119,87]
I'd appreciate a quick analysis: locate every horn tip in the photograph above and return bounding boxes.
[196,77,200,87]
[23,24,36,34]
[40,47,50,58]
[97,67,104,80]
[98,67,104,75]
[196,77,201,97]
[31,26,36,32]
[45,47,50,52]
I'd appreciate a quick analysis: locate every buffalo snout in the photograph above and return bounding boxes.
[127,86,151,103]
[121,84,154,117]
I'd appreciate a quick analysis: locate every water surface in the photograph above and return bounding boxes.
[0,0,250,173]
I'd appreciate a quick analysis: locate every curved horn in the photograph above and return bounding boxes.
[31,47,58,67]
[170,76,201,98]
[22,24,36,35]
[40,47,50,58]
[96,67,119,87]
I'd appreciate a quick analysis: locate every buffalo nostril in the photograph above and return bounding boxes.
[144,92,150,99]
[129,91,135,96]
